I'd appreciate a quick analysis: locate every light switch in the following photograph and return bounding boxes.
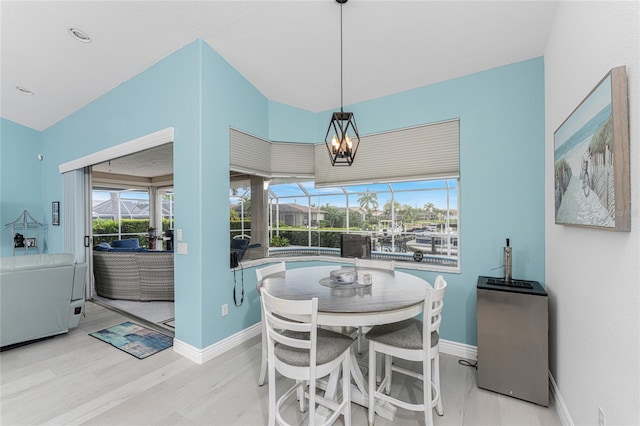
[176,229,183,241]
[177,242,187,255]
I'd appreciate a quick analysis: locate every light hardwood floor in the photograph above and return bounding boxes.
[0,302,561,426]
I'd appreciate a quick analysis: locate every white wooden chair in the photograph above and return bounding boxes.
[354,258,395,353]
[257,262,286,386]
[261,288,353,426]
[354,258,395,272]
[366,275,447,426]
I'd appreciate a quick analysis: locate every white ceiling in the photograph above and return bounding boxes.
[1,1,558,132]
[92,143,174,178]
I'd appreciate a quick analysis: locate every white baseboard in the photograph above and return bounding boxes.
[173,323,261,364]
[440,338,477,360]
[549,372,574,426]
[174,325,476,365]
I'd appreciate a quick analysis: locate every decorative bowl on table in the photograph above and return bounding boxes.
[329,269,357,284]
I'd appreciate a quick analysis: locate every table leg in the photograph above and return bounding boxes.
[315,345,398,422]
[314,363,342,424]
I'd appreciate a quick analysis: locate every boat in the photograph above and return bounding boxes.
[376,220,404,238]
[406,232,458,255]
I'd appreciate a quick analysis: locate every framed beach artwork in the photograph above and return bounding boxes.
[554,66,630,231]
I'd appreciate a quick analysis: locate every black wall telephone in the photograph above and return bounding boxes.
[230,251,239,269]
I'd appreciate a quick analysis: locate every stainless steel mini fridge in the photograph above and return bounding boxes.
[476,276,549,406]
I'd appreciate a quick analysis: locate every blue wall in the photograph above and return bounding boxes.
[272,57,546,345]
[41,40,206,347]
[0,119,44,256]
[353,57,546,345]
[0,38,544,348]
[268,101,317,143]
[198,42,269,346]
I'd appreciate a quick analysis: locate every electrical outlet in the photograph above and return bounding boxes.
[177,242,187,255]
[599,406,606,426]
[221,304,229,316]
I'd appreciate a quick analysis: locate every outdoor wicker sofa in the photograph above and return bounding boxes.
[93,249,174,301]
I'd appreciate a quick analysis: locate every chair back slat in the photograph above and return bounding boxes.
[354,258,395,271]
[256,261,286,282]
[262,289,318,352]
[267,311,312,333]
[424,275,447,335]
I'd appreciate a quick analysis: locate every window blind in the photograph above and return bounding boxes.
[229,129,314,178]
[314,119,460,187]
[270,142,315,178]
[229,129,271,177]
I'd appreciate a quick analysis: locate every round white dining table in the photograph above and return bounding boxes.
[258,264,431,421]
[259,264,430,327]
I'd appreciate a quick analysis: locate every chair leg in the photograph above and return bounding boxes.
[423,355,434,426]
[258,314,267,386]
[309,377,317,426]
[376,353,383,385]
[258,331,267,385]
[433,352,444,416]
[368,343,376,426]
[298,380,306,412]
[357,327,365,353]
[267,350,276,426]
[342,350,352,426]
[384,355,392,395]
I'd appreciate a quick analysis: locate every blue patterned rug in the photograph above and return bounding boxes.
[90,321,173,359]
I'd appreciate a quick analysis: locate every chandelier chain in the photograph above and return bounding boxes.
[340,1,344,112]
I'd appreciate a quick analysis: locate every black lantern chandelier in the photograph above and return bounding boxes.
[324,0,360,166]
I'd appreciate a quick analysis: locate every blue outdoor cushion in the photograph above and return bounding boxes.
[93,242,112,251]
[230,239,249,251]
[111,238,140,249]
[107,247,148,252]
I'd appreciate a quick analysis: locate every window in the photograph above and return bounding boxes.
[265,178,459,268]
[159,189,175,232]
[230,186,252,239]
[92,187,175,249]
[228,120,460,269]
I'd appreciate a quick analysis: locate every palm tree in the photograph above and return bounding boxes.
[383,200,400,217]
[358,190,378,223]
[323,204,341,228]
[241,195,251,217]
[424,202,436,220]
[401,205,419,227]
[424,202,435,212]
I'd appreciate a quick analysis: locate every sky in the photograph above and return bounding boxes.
[99,180,457,212]
[554,74,612,148]
[262,179,457,211]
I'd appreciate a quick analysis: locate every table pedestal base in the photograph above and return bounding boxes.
[314,348,398,423]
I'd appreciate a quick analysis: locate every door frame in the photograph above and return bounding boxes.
[59,128,175,299]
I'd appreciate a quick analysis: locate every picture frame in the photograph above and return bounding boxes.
[26,238,37,248]
[553,66,630,231]
[52,201,60,226]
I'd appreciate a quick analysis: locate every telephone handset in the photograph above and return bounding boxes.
[230,251,239,269]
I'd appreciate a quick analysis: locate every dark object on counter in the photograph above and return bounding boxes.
[340,233,371,259]
[165,229,174,252]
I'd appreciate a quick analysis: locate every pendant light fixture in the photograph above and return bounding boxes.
[324,0,360,166]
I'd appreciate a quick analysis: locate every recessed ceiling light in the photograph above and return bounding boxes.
[68,27,91,43]
[16,86,34,95]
